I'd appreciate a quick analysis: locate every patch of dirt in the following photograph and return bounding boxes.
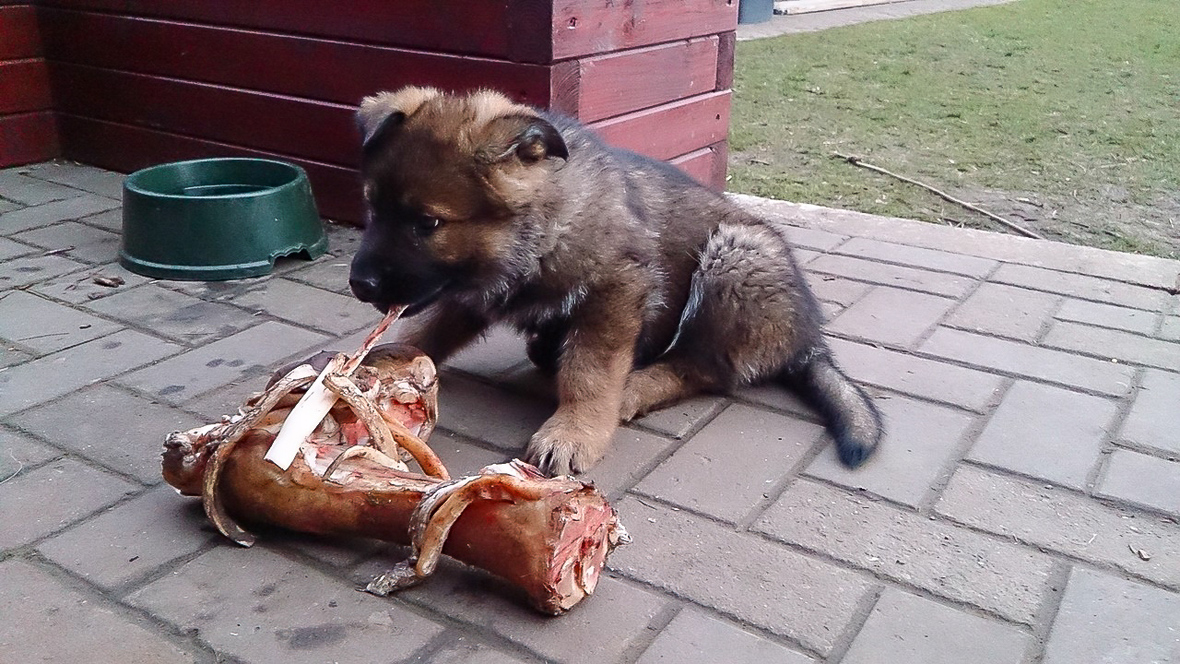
[957,187,1180,259]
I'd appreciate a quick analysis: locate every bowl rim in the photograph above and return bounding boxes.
[124,157,306,201]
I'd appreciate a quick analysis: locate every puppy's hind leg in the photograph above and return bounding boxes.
[655,220,883,467]
[619,362,712,422]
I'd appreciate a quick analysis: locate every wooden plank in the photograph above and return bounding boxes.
[548,59,582,117]
[58,114,364,222]
[575,37,719,122]
[37,0,554,62]
[0,111,59,167]
[669,146,717,188]
[49,63,360,167]
[716,31,737,91]
[38,9,553,107]
[0,5,41,60]
[669,140,728,190]
[552,0,737,60]
[591,91,731,161]
[0,59,52,114]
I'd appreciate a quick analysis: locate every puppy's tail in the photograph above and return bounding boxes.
[777,347,883,468]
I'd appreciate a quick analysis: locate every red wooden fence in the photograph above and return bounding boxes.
[5,1,737,223]
[0,3,59,166]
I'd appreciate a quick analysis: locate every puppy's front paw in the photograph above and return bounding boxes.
[524,415,609,477]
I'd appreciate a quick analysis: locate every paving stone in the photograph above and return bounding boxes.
[0,235,37,260]
[0,559,197,663]
[840,588,1029,664]
[936,465,1180,589]
[429,430,515,476]
[1098,450,1180,517]
[636,404,824,523]
[1119,369,1180,455]
[1159,316,1180,342]
[806,254,976,298]
[29,262,150,304]
[199,277,383,335]
[0,170,85,205]
[0,253,89,289]
[834,237,998,277]
[0,426,61,476]
[0,290,122,354]
[321,221,363,256]
[828,286,956,348]
[493,364,560,403]
[24,161,126,198]
[443,324,530,378]
[0,329,180,417]
[1056,298,1160,335]
[0,193,121,233]
[779,223,847,251]
[968,381,1117,489]
[436,374,552,452]
[37,485,215,588]
[77,207,122,232]
[0,458,139,549]
[0,342,33,368]
[84,283,261,344]
[805,274,873,307]
[945,282,1060,342]
[0,198,17,213]
[733,382,816,419]
[793,248,821,265]
[610,497,872,656]
[273,531,387,569]
[638,607,815,664]
[991,263,1170,311]
[395,567,668,664]
[429,637,530,664]
[1041,567,1180,664]
[819,299,843,321]
[1043,321,1180,370]
[10,384,206,483]
[920,328,1136,396]
[12,220,120,264]
[181,373,273,421]
[755,479,1052,624]
[829,337,1004,412]
[806,395,973,507]
[126,545,445,664]
[166,273,269,299]
[581,427,678,499]
[284,255,352,294]
[117,321,328,404]
[633,394,727,439]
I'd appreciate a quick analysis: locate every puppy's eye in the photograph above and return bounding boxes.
[416,216,442,236]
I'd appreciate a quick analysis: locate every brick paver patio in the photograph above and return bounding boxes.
[2,161,1178,663]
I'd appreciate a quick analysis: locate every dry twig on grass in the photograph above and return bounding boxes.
[831,152,1045,240]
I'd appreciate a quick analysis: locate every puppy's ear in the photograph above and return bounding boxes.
[485,114,569,165]
[357,87,442,152]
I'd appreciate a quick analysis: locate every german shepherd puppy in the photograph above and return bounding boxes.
[349,87,883,476]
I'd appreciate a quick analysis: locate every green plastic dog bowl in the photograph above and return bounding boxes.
[120,158,328,280]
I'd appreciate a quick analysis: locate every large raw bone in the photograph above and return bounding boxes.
[161,341,627,614]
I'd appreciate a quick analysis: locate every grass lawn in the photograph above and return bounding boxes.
[728,0,1180,258]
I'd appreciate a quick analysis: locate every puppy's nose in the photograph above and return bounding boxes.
[349,274,382,302]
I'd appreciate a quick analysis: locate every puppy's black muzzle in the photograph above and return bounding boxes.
[349,249,449,315]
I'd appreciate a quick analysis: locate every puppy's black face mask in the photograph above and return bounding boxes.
[348,203,458,316]
[348,96,568,315]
